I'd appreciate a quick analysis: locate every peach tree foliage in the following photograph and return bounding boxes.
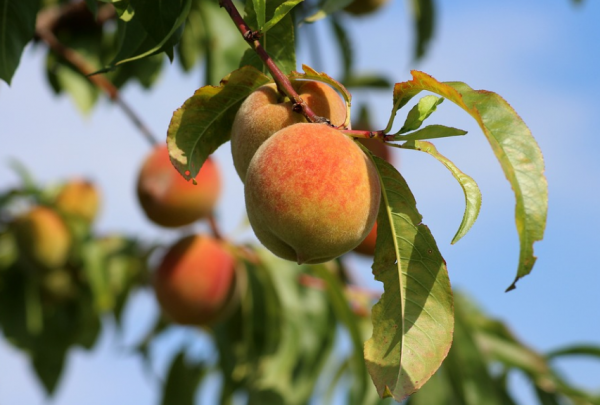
[164,0,547,402]
[0,0,582,403]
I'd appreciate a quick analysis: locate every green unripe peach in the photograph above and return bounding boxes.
[136,146,221,228]
[153,235,237,326]
[55,179,101,224]
[231,81,347,182]
[13,206,71,270]
[245,123,381,264]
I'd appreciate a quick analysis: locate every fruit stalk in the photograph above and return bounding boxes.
[341,129,393,142]
[219,0,329,125]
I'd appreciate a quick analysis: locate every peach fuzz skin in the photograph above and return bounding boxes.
[13,206,71,270]
[230,80,347,182]
[245,123,381,264]
[136,146,221,228]
[153,235,236,326]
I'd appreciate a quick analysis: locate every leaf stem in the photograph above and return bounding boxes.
[341,129,394,142]
[35,3,159,147]
[218,0,330,124]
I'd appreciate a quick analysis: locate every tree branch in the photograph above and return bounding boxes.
[218,0,331,125]
[35,2,159,147]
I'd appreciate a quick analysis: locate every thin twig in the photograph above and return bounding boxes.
[208,214,223,241]
[35,2,159,147]
[218,0,331,125]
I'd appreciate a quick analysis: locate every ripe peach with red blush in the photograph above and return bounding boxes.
[153,234,237,326]
[136,145,221,228]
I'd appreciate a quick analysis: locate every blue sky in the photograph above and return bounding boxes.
[1,0,599,403]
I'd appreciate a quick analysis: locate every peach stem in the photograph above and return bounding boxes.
[218,0,330,125]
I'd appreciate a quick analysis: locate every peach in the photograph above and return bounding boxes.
[136,145,221,228]
[353,222,378,256]
[153,235,237,326]
[230,80,347,181]
[12,206,71,270]
[55,179,101,223]
[245,123,381,264]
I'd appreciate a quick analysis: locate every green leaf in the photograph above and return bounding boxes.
[167,66,271,180]
[197,0,249,85]
[32,345,67,395]
[262,0,303,33]
[398,95,444,134]
[247,251,336,404]
[363,155,454,402]
[81,241,114,312]
[304,0,353,23]
[546,345,600,360]
[240,0,296,75]
[331,15,352,80]
[344,74,392,89]
[395,140,481,243]
[254,0,266,29]
[104,0,190,69]
[441,304,511,405]
[310,264,369,404]
[84,0,98,16]
[390,71,548,291]
[409,0,435,60]
[395,124,467,141]
[130,0,188,44]
[0,0,40,84]
[160,351,206,405]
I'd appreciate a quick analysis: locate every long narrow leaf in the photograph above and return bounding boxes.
[363,155,453,402]
[389,71,547,290]
[167,66,271,179]
[262,0,303,33]
[395,140,481,244]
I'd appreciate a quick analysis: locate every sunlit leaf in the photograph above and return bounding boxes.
[262,0,303,33]
[167,66,271,180]
[398,95,443,134]
[395,140,480,243]
[389,71,547,290]
[394,125,467,141]
[363,155,453,402]
[0,0,39,84]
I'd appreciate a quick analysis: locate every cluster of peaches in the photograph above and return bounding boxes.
[134,80,393,327]
[11,180,100,298]
[13,81,391,329]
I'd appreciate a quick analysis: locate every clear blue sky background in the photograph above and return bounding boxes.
[1,0,599,403]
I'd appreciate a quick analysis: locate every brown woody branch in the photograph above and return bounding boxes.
[35,2,158,147]
[218,0,331,125]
